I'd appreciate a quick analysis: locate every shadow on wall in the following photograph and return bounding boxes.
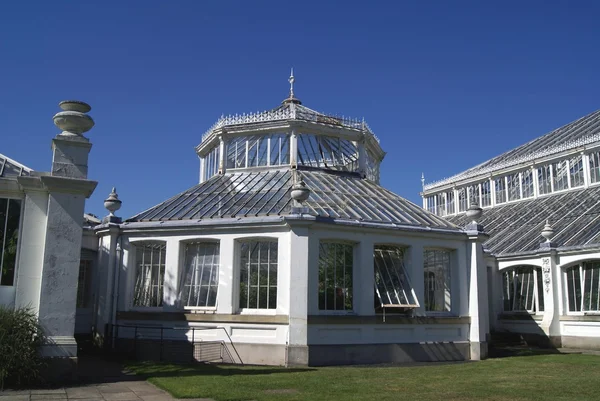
[308,342,470,366]
[490,313,559,358]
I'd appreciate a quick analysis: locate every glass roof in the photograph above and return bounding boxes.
[128,168,456,230]
[0,153,31,178]
[425,109,600,190]
[446,185,600,256]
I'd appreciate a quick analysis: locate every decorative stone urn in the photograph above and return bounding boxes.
[541,220,554,243]
[291,180,310,204]
[53,100,94,137]
[104,187,122,216]
[466,202,483,224]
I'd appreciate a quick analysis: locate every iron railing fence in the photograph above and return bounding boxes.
[107,324,244,365]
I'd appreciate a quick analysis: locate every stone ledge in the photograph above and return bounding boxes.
[117,311,289,324]
[560,315,600,322]
[307,315,470,325]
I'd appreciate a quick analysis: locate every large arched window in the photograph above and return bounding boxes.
[502,266,544,313]
[133,241,166,307]
[565,261,600,312]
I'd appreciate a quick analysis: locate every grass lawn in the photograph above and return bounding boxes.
[127,354,600,401]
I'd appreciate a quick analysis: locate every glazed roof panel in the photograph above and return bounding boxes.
[445,186,600,256]
[0,153,32,178]
[425,109,600,190]
[128,169,456,230]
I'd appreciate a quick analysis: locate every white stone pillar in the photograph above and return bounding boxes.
[28,101,98,369]
[163,238,181,310]
[539,250,561,346]
[287,223,309,365]
[583,152,591,188]
[289,128,298,168]
[216,236,235,314]
[14,180,49,314]
[218,135,227,175]
[357,138,366,177]
[466,227,490,360]
[36,179,96,358]
[199,155,205,184]
[94,225,119,338]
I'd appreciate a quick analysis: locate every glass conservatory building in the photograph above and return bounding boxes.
[422,109,600,350]
[93,80,491,366]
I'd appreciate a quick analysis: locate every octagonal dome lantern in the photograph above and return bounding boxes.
[195,78,386,185]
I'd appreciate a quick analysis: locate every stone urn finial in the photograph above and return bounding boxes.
[541,220,554,243]
[291,179,310,205]
[53,100,94,137]
[466,201,483,224]
[104,187,122,217]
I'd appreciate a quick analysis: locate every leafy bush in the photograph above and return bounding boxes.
[0,306,45,389]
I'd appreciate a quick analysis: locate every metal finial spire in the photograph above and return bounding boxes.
[289,68,295,98]
[421,173,425,191]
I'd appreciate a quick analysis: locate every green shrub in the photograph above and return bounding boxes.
[0,306,45,389]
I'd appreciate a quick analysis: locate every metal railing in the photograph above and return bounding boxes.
[108,324,244,365]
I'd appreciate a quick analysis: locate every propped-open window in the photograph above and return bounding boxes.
[502,266,544,313]
[182,241,220,309]
[133,241,166,308]
[566,261,600,313]
[374,245,418,312]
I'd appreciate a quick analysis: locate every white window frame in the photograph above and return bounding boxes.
[0,196,23,288]
[181,240,220,311]
[318,240,356,314]
[423,248,453,315]
[373,245,419,309]
[564,261,600,315]
[131,241,166,309]
[237,238,279,315]
[501,266,544,315]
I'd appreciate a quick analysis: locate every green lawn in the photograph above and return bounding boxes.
[127,354,600,401]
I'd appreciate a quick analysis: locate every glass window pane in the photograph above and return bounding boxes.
[481,181,492,207]
[495,177,506,204]
[423,249,451,312]
[374,245,417,308]
[521,169,534,198]
[0,199,21,286]
[538,165,551,195]
[133,242,166,307]
[319,242,353,311]
[570,155,584,188]
[507,173,521,201]
[182,242,219,308]
[589,151,600,184]
[239,240,278,309]
[553,160,569,191]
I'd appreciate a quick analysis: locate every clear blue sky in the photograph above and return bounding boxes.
[2,1,599,219]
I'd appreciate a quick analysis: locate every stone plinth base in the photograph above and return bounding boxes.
[286,345,309,366]
[470,341,488,360]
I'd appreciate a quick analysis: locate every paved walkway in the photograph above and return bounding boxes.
[0,357,214,401]
[0,381,214,401]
